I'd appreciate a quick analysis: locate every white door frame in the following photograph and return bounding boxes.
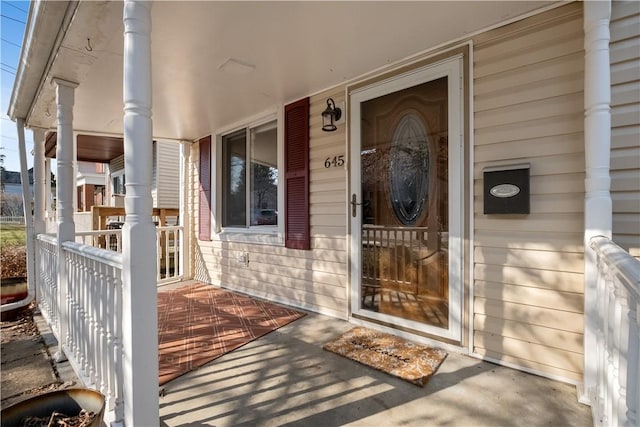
[349,54,464,342]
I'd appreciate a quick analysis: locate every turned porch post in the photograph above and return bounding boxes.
[32,128,46,303]
[180,141,191,279]
[582,0,612,403]
[33,129,47,237]
[53,78,78,360]
[16,119,35,298]
[45,158,53,226]
[121,1,159,425]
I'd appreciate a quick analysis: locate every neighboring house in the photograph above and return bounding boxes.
[1,169,33,196]
[0,168,55,216]
[76,161,106,212]
[6,1,639,425]
[44,135,180,212]
[106,141,180,210]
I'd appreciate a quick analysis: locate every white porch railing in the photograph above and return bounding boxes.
[71,226,183,285]
[157,225,183,284]
[62,241,124,422]
[0,216,25,224]
[35,235,125,423]
[590,236,640,427]
[75,230,123,252]
[36,234,59,335]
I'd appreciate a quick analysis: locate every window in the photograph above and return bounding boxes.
[222,120,278,229]
[112,173,125,195]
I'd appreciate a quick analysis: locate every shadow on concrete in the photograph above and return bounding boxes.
[159,313,591,427]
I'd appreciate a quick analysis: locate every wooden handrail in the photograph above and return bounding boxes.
[91,206,179,230]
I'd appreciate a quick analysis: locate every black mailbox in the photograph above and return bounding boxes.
[483,164,530,214]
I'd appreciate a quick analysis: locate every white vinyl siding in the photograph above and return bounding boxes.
[153,140,180,209]
[109,154,124,173]
[472,3,585,382]
[190,87,348,318]
[610,0,640,257]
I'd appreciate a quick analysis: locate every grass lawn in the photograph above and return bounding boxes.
[0,224,27,246]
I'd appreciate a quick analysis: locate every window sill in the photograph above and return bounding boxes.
[215,228,284,246]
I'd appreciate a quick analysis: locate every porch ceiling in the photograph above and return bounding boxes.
[44,133,124,163]
[17,1,554,142]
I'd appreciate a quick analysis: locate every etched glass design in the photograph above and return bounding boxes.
[388,114,430,225]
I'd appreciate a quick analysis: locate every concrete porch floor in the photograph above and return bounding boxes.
[159,311,592,427]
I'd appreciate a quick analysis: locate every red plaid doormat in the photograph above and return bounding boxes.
[158,282,306,385]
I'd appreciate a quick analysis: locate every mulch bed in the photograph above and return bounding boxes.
[1,245,27,279]
[20,409,97,427]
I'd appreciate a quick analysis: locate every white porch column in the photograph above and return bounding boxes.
[33,129,47,236]
[122,1,158,425]
[53,78,78,360]
[45,158,53,227]
[16,119,35,297]
[73,132,78,213]
[582,0,612,403]
[179,141,191,279]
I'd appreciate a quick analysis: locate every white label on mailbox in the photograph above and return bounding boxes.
[490,183,520,198]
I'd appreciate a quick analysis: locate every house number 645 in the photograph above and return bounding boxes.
[324,155,345,168]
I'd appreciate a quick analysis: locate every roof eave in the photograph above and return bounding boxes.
[7,0,78,122]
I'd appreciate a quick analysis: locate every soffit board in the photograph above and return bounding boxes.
[27,1,555,140]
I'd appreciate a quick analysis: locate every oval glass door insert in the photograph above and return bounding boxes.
[388,113,430,225]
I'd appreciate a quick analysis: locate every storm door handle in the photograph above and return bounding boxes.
[351,194,364,218]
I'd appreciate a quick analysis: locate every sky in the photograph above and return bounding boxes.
[1,0,31,173]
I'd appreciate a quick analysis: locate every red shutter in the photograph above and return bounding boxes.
[198,136,212,241]
[284,97,310,250]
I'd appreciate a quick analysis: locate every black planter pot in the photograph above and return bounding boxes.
[1,388,105,427]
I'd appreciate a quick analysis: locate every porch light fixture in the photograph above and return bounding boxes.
[321,98,342,132]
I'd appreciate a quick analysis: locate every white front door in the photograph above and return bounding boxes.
[349,54,464,341]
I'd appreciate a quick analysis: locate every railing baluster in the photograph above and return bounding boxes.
[590,236,640,427]
[113,268,124,422]
[105,263,116,412]
[89,257,98,385]
[606,275,615,425]
[163,229,167,279]
[157,228,162,282]
[96,261,106,397]
[68,251,76,362]
[52,241,124,424]
[616,287,630,427]
[155,225,184,284]
[79,253,87,374]
[632,300,640,427]
[176,228,182,278]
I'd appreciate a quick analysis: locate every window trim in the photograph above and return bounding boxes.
[212,111,284,245]
[111,170,126,196]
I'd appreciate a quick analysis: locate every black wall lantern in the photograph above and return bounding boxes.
[321,98,342,132]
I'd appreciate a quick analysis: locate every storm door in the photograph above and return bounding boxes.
[350,55,463,341]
